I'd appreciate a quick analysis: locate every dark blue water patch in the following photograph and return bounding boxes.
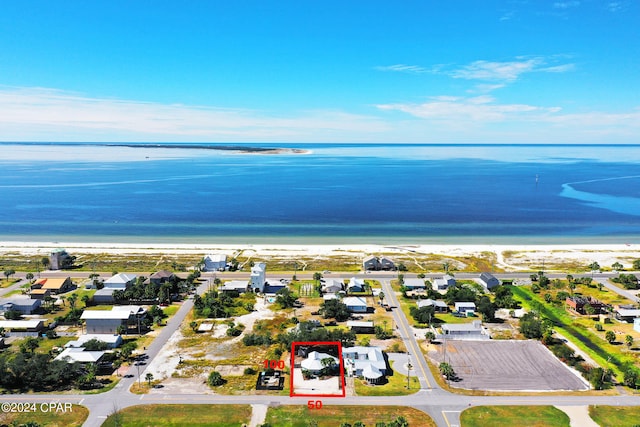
[1,150,639,241]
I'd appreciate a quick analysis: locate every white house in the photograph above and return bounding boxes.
[440,320,489,340]
[343,296,368,313]
[403,278,426,290]
[347,277,366,293]
[219,280,249,293]
[322,279,344,294]
[0,319,45,333]
[478,272,500,289]
[342,346,387,384]
[432,274,456,290]
[0,296,41,314]
[93,288,115,304]
[417,299,448,313]
[455,302,476,314]
[54,347,106,364]
[203,254,227,271]
[65,334,123,349]
[103,273,137,290]
[250,263,267,293]
[301,351,339,374]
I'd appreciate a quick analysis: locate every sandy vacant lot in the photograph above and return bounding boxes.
[428,340,590,391]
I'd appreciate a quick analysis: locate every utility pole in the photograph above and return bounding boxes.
[406,351,412,389]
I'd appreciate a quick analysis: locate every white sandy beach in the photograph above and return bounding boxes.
[1,241,639,271]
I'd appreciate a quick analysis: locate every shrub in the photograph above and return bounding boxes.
[244,367,257,375]
[207,371,226,387]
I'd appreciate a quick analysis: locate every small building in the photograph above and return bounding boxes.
[417,299,448,313]
[455,301,476,315]
[0,319,45,333]
[323,293,339,301]
[93,288,115,304]
[81,309,133,334]
[49,249,73,270]
[250,263,267,293]
[219,280,249,293]
[403,278,426,290]
[343,296,368,313]
[32,277,73,294]
[54,347,106,364]
[440,320,489,340]
[321,279,344,294]
[28,288,51,300]
[342,346,387,384]
[362,256,380,271]
[432,274,456,290]
[103,273,137,290]
[634,318,640,333]
[347,277,366,293]
[203,254,227,271]
[149,270,175,286]
[614,306,640,322]
[379,257,396,271]
[65,334,123,349]
[566,296,606,315]
[0,296,42,315]
[346,320,375,334]
[478,272,500,290]
[301,351,339,375]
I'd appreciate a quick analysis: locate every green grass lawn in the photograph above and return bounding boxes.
[102,404,252,427]
[264,405,435,427]
[589,405,640,427]
[0,404,89,427]
[461,406,570,427]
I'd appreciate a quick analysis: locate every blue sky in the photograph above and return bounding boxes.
[0,1,638,143]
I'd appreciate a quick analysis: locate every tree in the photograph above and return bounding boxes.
[275,287,297,309]
[623,367,639,388]
[116,324,127,336]
[313,272,323,285]
[425,331,436,343]
[190,321,198,332]
[378,291,385,305]
[409,305,435,324]
[41,256,50,269]
[4,309,22,320]
[584,303,596,317]
[81,294,91,307]
[319,299,350,322]
[633,259,640,270]
[207,371,225,387]
[589,261,601,272]
[612,261,623,271]
[605,330,616,344]
[519,312,543,339]
[320,357,337,376]
[3,269,15,281]
[20,337,40,354]
[145,372,154,386]
[439,362,456,380]
[476,296,497,322]
[625,334,634,348]
[68,294,78,309]
[25,272,34,282]
[45,329,58,339]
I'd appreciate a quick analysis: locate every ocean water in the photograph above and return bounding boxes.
[0,143,639,244]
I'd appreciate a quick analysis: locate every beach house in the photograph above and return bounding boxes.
[440,320,489,340]
[417,299,449,313]
[301,351,339,375]
[49,249,73,270]
[362,256,380,271]
[0,296,42,315]
[322,279,344,294]
[432,274,456,290]
[149,270,175,286]
[455,301,476,315]
[347,277,366,293]
[478,272,500,290]
[81,306,145,334]
[343,296,368,313]
[203,254,227,271]
[342,346,387,384]
[32,277,73,294]
[103,273,137,290]
[250,263,267,292]
[403,278,426,290]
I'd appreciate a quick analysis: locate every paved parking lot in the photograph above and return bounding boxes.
[428,340,590,391]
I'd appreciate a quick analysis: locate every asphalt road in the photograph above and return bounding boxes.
[2,269,640,427]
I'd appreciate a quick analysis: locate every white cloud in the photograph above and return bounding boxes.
[374,64,430,74]
[553,1,580,9]
[0,87,388,142]
[452,58,543,81]
[376,95,552,122]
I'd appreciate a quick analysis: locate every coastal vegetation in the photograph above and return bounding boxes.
[263,405,432,427]
[589,406,640,427]
[103,404,252,427]
[0,404,89,427]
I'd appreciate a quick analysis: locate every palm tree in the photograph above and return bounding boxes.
[612,262,623,271]
[145,373,154,386]
[378,291,385,305]
[625,335,634,348]
[25,272,34,282]
[68,293,78,309]
[442,262,450,274]
[81,294,90,307]
[320,357,336,376]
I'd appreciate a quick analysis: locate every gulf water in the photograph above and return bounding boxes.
[1,143,639,244]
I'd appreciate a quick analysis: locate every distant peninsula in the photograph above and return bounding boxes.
[105,143,309,154]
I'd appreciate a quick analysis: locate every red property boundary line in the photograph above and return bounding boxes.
[290,341,346,398]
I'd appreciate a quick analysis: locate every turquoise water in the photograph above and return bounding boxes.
[1,143,639,244]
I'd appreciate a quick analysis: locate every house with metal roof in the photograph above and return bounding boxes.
[103,273,137,290]
[343,296,368,313]
[342,346,387,384]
